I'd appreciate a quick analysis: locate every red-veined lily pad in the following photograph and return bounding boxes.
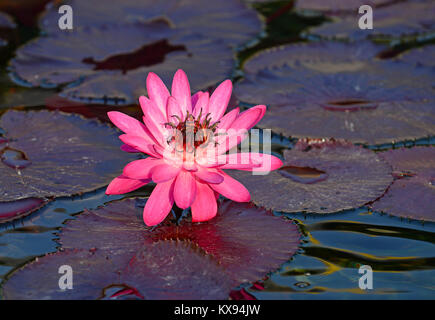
[242,41,385,74]
[371,147,435,222]
[306,1,435,41]
[39,0,262,47]
[45,95,144,123]
[59,199,301,286]
[44,82,238,122]
[2,198,300,299]
[0,0,50,27]
[0,110,135,221]
[229,139,393,213]
[295,0,396,15]
[0,198,49,224]
[10,0,262,104]
[2,242,233,300]
[397,45,435,68]
[10,22,234,105]
[235,64,435,145]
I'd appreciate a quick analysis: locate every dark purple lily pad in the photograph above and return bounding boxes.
[0,198,49,223]
[235,63,435,145]
[0,12,16,46]
[295,0,396,15]
[242,41,385,74]
[371,147,435,222]
[0,0,50,27]
[397,45,435,68]
[45,95,144,123]
[2,242,233,300]
[0,12,15,29]
[2,198,300,299]
[307,1,435,41]
[10,0,262,104]
[59,198,300,285]
[10,23,234,105]
[0,110,135,216]
[39,0,261,47]
[229,139,393,213]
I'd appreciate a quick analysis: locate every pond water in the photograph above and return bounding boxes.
[0,0,434,300]
[1,185,434,299]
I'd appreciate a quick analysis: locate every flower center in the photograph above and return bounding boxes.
[165,111,221,158]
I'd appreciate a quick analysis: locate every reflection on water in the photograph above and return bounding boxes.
[246,209,435,299]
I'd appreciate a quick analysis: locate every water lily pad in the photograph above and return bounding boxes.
[295,0,396,15]
[59,198,301,285]
[2,198,300,299]
[0,12,15,29]
[10,0,262,104]
[10,23,234,105]
[307,1,435,41]
[229,139,393,213]
[0,0,50,26]
[371,147,435,222]
[235,64,435,145]
[0,110,135,204]
[39,0,261,47]
[242,41,385,74]
[0,12,16,46]
[2,242,233,300]
[45,78,238,122]
[397,45,435,68]
[45,95,143,123]
[0,198,48,223]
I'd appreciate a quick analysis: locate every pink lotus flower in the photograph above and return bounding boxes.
[106,69,282,226]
